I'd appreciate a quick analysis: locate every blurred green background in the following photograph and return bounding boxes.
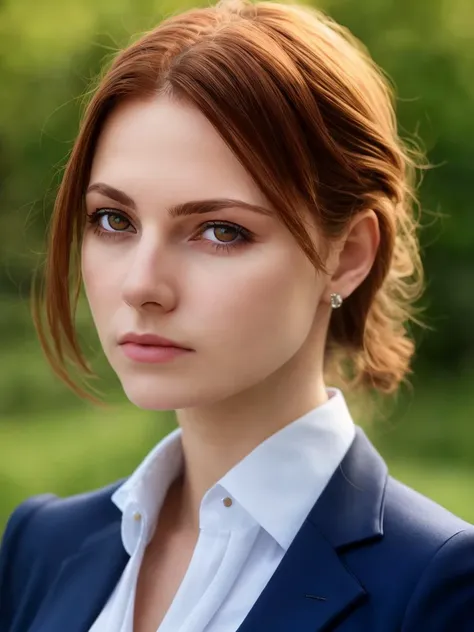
[1,0,473,535]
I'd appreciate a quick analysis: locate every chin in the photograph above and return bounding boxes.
[122,385,187,411]
[119,376,206,411]
[118,368,252,411]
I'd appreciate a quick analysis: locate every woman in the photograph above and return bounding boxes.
[1,0,473,630]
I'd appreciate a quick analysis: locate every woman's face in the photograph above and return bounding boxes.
[82,94,330,410]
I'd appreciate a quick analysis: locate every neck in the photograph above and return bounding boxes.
[173,351,328,533]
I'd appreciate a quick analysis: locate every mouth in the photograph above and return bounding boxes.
[118,332,192,350]
[117,332,194,363]
[119,341,193,364]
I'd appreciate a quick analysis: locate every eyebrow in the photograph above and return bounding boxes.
[85,182,274,218]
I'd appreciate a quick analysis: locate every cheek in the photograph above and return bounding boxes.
[81,240,121,321]
[191,248,319,348]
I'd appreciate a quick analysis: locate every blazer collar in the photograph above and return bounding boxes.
[309,425,388,550]
[29,427,387,632]
[236,427,388,632]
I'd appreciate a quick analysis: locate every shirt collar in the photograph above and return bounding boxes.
[218,387,355,549]
[112,387,355,554]
[112,426,183,554]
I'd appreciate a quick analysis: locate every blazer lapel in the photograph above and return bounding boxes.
[237,428,388,632]
[29,520,129,632]
[235,519,366,632]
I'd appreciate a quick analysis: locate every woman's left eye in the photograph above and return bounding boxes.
[195,221,254,253]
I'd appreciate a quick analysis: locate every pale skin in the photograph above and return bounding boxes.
[81,93,380,631]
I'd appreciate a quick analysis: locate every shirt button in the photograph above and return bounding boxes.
[222,496,233,508]
[133,511,142,521]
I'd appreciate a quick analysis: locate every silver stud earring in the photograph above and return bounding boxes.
[330,293,343,309]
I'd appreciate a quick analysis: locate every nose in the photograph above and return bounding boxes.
[121,238,177,311]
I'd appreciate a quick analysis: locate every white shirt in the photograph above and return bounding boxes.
[89,387,355,632]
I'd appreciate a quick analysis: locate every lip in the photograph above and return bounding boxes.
[118,332,192,350]
[120,342,191,364]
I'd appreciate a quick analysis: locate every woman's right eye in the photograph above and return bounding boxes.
[87,209,133,237]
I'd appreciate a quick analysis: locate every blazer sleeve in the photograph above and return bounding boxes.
[401,529,474,631]
[0,494,56,631]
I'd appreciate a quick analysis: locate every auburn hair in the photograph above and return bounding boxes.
[32,0,426,401]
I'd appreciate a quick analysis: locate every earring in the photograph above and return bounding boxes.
[330,292,343,309]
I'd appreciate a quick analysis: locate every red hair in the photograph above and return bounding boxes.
[32,0,426,401]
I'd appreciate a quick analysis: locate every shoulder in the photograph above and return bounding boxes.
[1,478,125,560]
[385,476,474,629]
[314,427,474,629]
[0,479,125,627]
[383,473,471,547]
[375,473,474,582]
[337,458,474,580]
[345,473,474,629]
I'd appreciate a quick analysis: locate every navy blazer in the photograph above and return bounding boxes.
[1,428,474,631]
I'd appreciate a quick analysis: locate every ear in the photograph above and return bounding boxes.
[322,209,380,305]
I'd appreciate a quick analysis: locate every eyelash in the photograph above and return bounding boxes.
[85,209,254,254]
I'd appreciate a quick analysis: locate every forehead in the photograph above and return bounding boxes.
[88,95,269,207]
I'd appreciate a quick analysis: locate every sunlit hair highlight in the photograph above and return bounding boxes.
[32,0,427,402]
